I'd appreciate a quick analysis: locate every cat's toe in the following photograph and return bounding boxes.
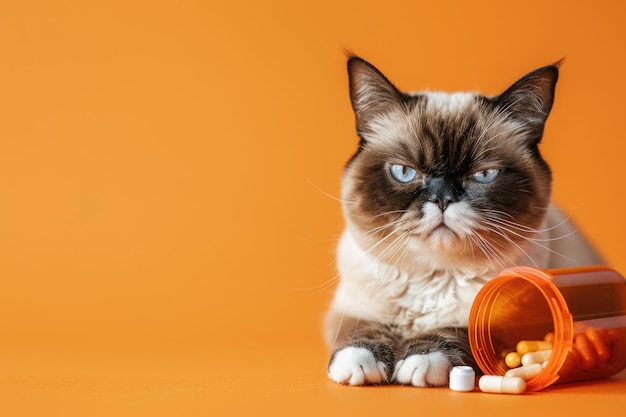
[393,351,451,387]
[328,347,388,385]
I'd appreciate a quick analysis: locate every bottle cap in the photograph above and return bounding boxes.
[449,366,475,392]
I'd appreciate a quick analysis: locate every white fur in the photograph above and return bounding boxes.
[393,352,450,387]
[328,229,494,342]
[328,347,388,385]
[328,200,509,344]
[422,92,476,114]
[416,201,480,246]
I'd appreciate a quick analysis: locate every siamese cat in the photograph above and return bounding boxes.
[325,56,602,387]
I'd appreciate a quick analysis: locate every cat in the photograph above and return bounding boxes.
[324,55,604,387]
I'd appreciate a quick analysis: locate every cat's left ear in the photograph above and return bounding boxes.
[495,61,562,140]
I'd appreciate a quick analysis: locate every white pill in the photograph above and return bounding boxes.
[449,366,475,392]
[479,375,526,394]
[504,363,543,380]
[521,349,552,366]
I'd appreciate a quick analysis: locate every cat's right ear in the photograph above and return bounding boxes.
[347,57,404,125]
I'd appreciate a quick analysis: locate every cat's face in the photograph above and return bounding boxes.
[342,57,558,269]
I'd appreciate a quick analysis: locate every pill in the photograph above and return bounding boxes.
[505,352,522,368]
[500,349,514,359]
[544,332,555,344]
[521,349,552,366]
[449,366,476,392]
[504,363,543,380]
[586,329,610,362]
[516,340,552,355]
[606,329,619,342]
[560,346,583,373]
[574,333,597,370]
[542,361,549,368]
[479,375,526,394]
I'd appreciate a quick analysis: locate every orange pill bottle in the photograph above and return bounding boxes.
[468,266,626,391]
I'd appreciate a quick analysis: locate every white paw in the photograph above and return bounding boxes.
[392,352,451,387]
[328,347,388,385]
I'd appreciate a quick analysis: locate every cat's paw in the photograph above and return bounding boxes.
[392,351,451,387]
[328,347,389,385]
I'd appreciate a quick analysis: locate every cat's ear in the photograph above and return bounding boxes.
[347,56,404,124]
[495,61,561,140]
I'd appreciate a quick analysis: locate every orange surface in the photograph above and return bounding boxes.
[0,1,625,415]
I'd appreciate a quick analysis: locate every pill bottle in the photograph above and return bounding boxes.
[468,266,626,391]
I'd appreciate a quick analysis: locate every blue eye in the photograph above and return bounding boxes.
[472,168,500,184]
[389,164,418,184]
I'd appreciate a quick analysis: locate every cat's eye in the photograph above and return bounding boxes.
[389,164,418,184]
[472,168,500,184]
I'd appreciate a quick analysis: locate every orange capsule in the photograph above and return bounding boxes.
[606,329,619,343]
[574,333,597,370]
[586,329,610,362]
[560,346,583,375]
[544,332,555,344]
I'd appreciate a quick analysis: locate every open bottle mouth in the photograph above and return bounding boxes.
[469,267,573,391]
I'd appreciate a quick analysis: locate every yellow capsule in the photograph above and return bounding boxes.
[521,349,552,366]
[544,332,555,344]
[516,340,552,355]
[504,363,543,380]
[478,375,526,394]
[505,352,522,368]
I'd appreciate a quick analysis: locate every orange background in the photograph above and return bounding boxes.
[0,1,625,415]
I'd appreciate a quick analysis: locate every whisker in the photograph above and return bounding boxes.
[467,231,509,271]
[479,223,540,267]
[329,227,413,349]
[476,217,576,265]
[481,209,572,235]
[295,211,410,297]
[349,230,414,341]
[305,176,354,205]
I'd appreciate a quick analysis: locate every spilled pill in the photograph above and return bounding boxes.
[479,375,526,394]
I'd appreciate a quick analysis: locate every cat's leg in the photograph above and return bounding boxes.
[326,314,400,386]
[393,327,476,387]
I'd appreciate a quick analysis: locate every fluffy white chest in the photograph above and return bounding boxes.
[331,230,494,336]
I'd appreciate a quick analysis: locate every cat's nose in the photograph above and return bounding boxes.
[429,195,454,212]
[426,177,462,212]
